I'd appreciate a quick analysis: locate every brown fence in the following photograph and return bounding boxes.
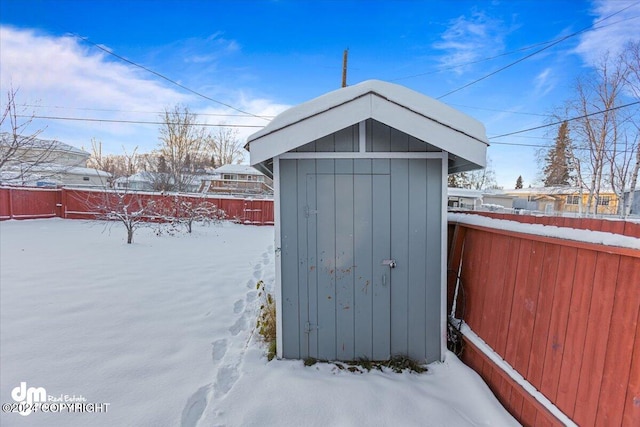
[0,187,274,225]
[448,214,640,426]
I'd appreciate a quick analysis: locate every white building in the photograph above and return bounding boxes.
[0,133,110,187]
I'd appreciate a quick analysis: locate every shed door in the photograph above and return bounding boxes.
[306,173,391,361]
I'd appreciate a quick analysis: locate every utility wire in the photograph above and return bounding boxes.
[70,33,269,121]
[489,100,640,139]
[17,115,264,128]
[489,139,638,154]
[436,2,640,99]
[22,104,275,119]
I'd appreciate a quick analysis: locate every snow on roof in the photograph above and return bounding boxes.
[1,163,111,177]
[214,164,264,176]
[447,187,483,199]
[247,80,488,173]
[0,132,89,157]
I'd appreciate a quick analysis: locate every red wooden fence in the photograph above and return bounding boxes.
[448,213,640,426]
[0,187,274,225]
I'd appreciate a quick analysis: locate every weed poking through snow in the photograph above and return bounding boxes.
[256,280,276,360]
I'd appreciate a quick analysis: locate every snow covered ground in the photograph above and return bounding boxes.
[0,219,518,426]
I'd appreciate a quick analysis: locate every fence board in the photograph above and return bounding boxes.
[481,233,510,350]
[622,296,640,426]
[574,252,620,425]
[494,237,520,356]
[504,239,532,369]
[539,246,576,402]
[527,244,561,390]
[514,240,545,377]
[556,249,597,417]
[595,255,640,426]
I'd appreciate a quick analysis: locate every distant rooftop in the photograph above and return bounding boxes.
[0,132,89,157]
[214,164,264,176]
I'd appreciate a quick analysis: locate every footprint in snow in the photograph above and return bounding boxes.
[228,313,248,336]
[214,364,240,398]
[180,384,211,427]
[245,290,257,304]
[233,299,244,314]
[211,339,227,361]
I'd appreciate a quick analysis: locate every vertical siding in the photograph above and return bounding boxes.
[390,159,410,356]
[424,160,442,362]
[278,160,300,358]
[315,161,337,360]
[280,154,443,362]
[353,169,374,358]
[371,173,392,360]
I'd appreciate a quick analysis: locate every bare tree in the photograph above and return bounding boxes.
[448,157,497,190]
[0,87,64,185]
[169,195,226,233]
[87,139,141,187]
[621,41,640,215]
[567,52,627,216]
[206,126,244,168]
[158,105,207,192]
[71,187,159,244]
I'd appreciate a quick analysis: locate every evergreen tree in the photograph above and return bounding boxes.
[515,175,523,189]
[543,121,572,186]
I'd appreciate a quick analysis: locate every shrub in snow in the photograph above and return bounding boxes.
[255,280,276,360]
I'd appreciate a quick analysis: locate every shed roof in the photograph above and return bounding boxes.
[246,80,488,174]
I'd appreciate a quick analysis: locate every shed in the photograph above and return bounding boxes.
[247,80,488,363]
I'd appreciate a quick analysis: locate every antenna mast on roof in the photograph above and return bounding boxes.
[341,49,349,88]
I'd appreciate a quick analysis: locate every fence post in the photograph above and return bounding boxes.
[8,187,14,219]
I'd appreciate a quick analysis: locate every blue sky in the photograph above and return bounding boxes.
[1,0,639,188]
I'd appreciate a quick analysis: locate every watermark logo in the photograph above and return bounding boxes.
[3,383,110,417]
[11,382,46,416]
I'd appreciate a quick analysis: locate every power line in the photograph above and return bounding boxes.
[70,33,270,121]
[448,103,552,118]
[436,2,640,99]
[22,103,275,119]
[490,100,640,139]
[17,115,264,128]
[488,139,638,154]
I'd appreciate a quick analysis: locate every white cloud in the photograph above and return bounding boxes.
[533,68,555,98]
[433,11,508,75]
[574,0,640,66]
[0,26,286,159]
[0,26,188,111]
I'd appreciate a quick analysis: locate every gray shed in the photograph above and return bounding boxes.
[247,80,488,363]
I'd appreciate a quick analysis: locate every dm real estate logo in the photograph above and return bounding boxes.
[11,382,46,416]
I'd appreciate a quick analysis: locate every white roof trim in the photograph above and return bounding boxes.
[247,80,488,171]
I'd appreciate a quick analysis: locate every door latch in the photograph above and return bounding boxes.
[382,259,396,268]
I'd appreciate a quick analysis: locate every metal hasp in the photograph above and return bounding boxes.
[382,259,397,268]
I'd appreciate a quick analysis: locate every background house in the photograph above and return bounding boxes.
[0,133,110,187]
[447,188,483,210]
[200,164,273,196]
[623,189,640,216]
[503,186,619,215]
